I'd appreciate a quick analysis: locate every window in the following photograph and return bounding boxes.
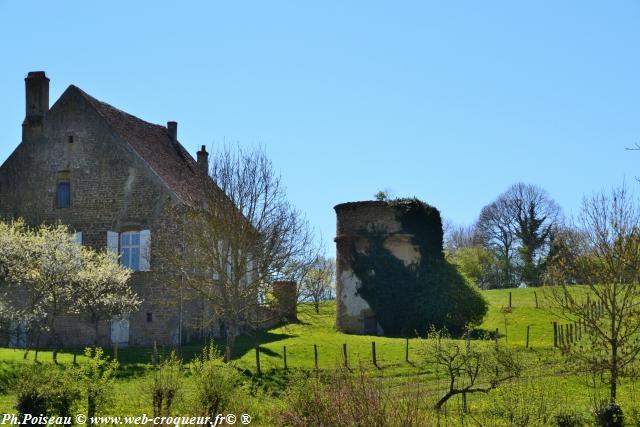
[56,182,70,208]
[108,230,151,271]
[146,312,153,323]
[68,135,74,143]
[120,231,141,271]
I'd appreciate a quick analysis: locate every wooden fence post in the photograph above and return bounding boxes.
[526,325,530,349]
[553,322,558,347]
[534,291,539,308]
[372,342,377,367]
[314,344,318,371]
[255,345,261,375]
[405,338,409,362]
[73,349,77,365]
[509,292,512,309]
[343,343,348,368]
[283,346,287,370]
[225,346,231,363]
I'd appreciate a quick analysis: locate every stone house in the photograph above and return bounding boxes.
[0,71,228,348]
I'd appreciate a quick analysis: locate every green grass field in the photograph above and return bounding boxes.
[0,286,637,424]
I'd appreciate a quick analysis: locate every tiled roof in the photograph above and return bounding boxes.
[75,86,204,205]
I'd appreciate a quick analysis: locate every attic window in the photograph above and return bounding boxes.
[68,135,74,143]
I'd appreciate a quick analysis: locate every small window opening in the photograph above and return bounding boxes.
[146,312,153,323]
[68,135,74,143]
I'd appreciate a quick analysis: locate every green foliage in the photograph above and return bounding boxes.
[75,347,118,418]
[151,352,182,417]
[189,344,244,416]
[595,402,624,427]
[0,220,138,347]
[14,364,80,418]
[352,198,487,335]
[448,246,502,289]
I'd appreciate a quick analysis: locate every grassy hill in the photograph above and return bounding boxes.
[0,286,619,421]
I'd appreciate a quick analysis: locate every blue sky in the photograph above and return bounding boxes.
[1,1,639,256]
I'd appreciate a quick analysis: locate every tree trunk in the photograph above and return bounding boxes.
[610,341,618,403]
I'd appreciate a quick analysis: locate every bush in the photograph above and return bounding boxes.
[151,352,182,418]
[554,412,586,427]
[75,347,118,419]
[595,403,623,427]
[190,344,244,416]
[278,365,422,427]
[14,364,80,419]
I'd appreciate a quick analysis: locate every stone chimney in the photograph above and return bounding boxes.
[167,121,177,143]
[22,71,49,141]
[197,145,209,175]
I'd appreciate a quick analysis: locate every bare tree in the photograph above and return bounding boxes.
[159,145,316,354]
[476,195,517,288]
[423,329,522,411]
[444,223,478,253]
[476,183,562,287]
[300,256,335,314]
[546,185,640,404]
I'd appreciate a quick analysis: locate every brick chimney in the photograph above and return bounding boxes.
[167,121,177,143]
[197,145,209,175]
[22,71,49,141]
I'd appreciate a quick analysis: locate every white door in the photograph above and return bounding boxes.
[110,318,130,347]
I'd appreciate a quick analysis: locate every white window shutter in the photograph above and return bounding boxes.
[107,231,119,254]
[73,231,83,245]
[140,229,151,271]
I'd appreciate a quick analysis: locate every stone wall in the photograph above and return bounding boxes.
[0,86,185,347]
[334,201,421,335]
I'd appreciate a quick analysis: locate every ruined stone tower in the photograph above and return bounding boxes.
[334,201,421,335]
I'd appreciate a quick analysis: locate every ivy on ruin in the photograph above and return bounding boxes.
[351,198,487,336]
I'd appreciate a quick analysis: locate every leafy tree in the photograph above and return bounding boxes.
[447,246,501,290]
[300,256,335,314]
[70,250,139,345]
[0,222,138,351]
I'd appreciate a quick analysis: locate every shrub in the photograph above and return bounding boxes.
[151,352,182,418]
[190,344,243,416]
[278,365,421,427]
[14,364,80,419]
[554,412,586,427]
[595,403,623,427]
[75,347,118,419]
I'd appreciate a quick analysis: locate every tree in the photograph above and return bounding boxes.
[546,185,640,404]
[444,224,477,253]
[0,222,139,350]
[476,195,517,288]
[509,183,561,286]
[423,328,522,411]
[300,256,335,314]
[159,145,316,354]
[70,250,140,345]
[476,183,562,287]
[447,246,501,290]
